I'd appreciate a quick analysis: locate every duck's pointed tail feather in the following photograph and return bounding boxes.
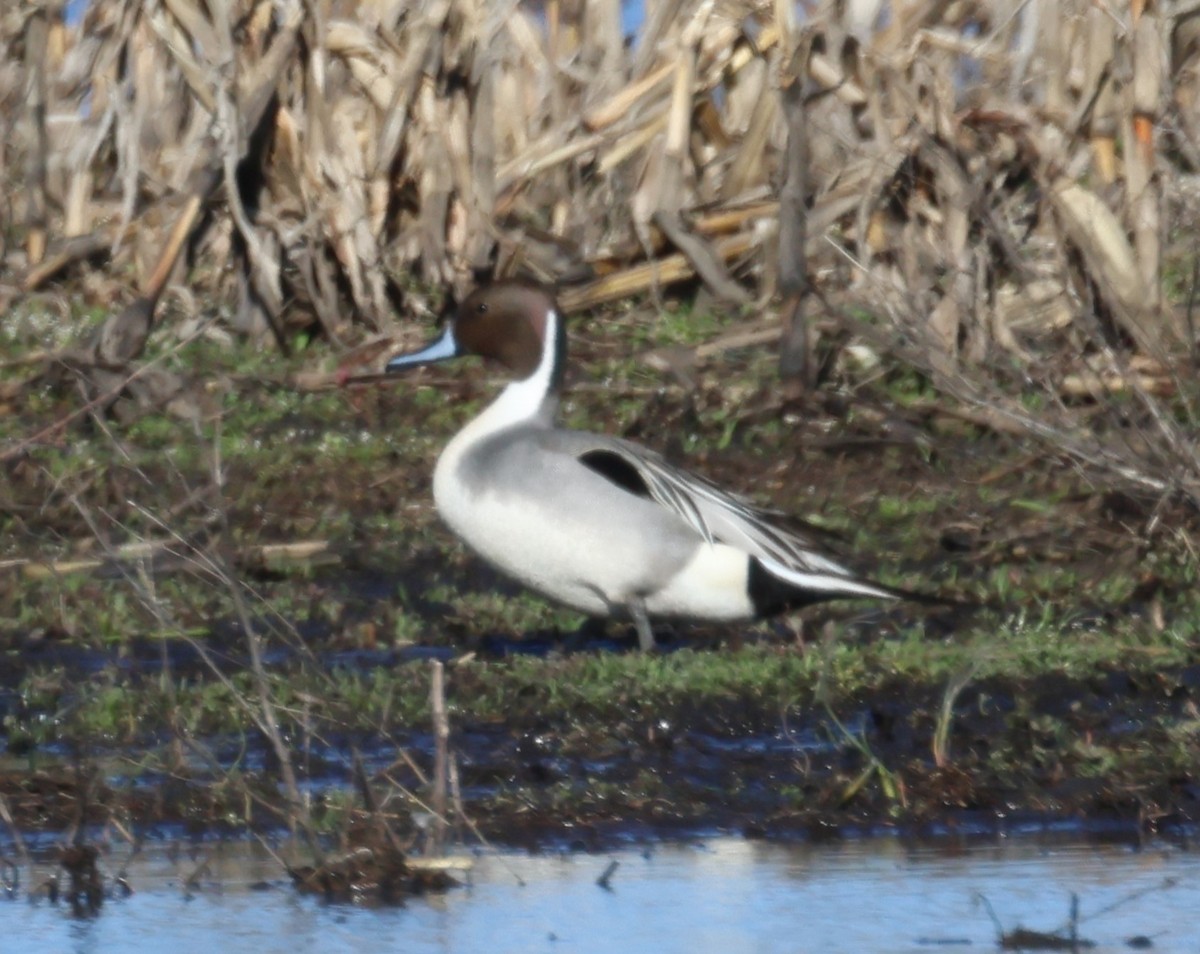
[752,556,968,614]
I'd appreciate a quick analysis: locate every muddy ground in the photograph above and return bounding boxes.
[2,318,1199,851]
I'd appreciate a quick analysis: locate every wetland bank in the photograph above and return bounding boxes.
[2,318,1198,849]
[2,0,1200,914]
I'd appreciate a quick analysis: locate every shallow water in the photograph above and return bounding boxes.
[4,835,1197,954]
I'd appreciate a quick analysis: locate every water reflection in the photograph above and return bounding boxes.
[3,836,1196,954]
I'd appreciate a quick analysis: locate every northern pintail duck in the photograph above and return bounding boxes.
[387,281,922,651]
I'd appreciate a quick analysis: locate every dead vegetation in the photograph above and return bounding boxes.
[4,0,1200,501]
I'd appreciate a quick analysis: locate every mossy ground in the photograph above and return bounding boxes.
[1,301,1198,845]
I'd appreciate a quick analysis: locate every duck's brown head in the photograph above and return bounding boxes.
[386,281,566,389]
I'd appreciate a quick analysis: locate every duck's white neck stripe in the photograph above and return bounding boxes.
[468,309,561,434]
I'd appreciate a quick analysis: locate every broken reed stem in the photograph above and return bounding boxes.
[148,568,188,780]
[353,750,407,856]
[448,753,464,845]
[777,39,812,390]
[233,584,305,832]
[0,794,33,868]
[430,659,449,856]
[21,5,49,267]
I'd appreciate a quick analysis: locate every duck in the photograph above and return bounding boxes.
[386,280,929,651]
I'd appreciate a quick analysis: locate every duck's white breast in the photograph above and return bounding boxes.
[433,448,618,615]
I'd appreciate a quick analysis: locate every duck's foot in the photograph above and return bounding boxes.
[630,600,658,653]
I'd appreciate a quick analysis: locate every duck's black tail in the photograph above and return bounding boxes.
[748,555,969,616]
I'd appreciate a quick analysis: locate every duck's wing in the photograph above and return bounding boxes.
[541,431,891,594]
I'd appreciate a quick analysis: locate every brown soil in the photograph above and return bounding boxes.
[2,365,1198,851]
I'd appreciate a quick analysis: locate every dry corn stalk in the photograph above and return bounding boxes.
[0,0,1189,404]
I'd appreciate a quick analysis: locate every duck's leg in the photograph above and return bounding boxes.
[630,598,657,652]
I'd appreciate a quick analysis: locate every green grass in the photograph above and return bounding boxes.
[3,296,1200,833]
[6,588,1191,756]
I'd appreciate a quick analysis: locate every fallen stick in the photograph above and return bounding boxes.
[651,211,751,305]
[21,223,138,292]
[559,233,757,311]
[1,539,334,579]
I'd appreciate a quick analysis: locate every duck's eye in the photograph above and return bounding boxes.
[476,302,488,314]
